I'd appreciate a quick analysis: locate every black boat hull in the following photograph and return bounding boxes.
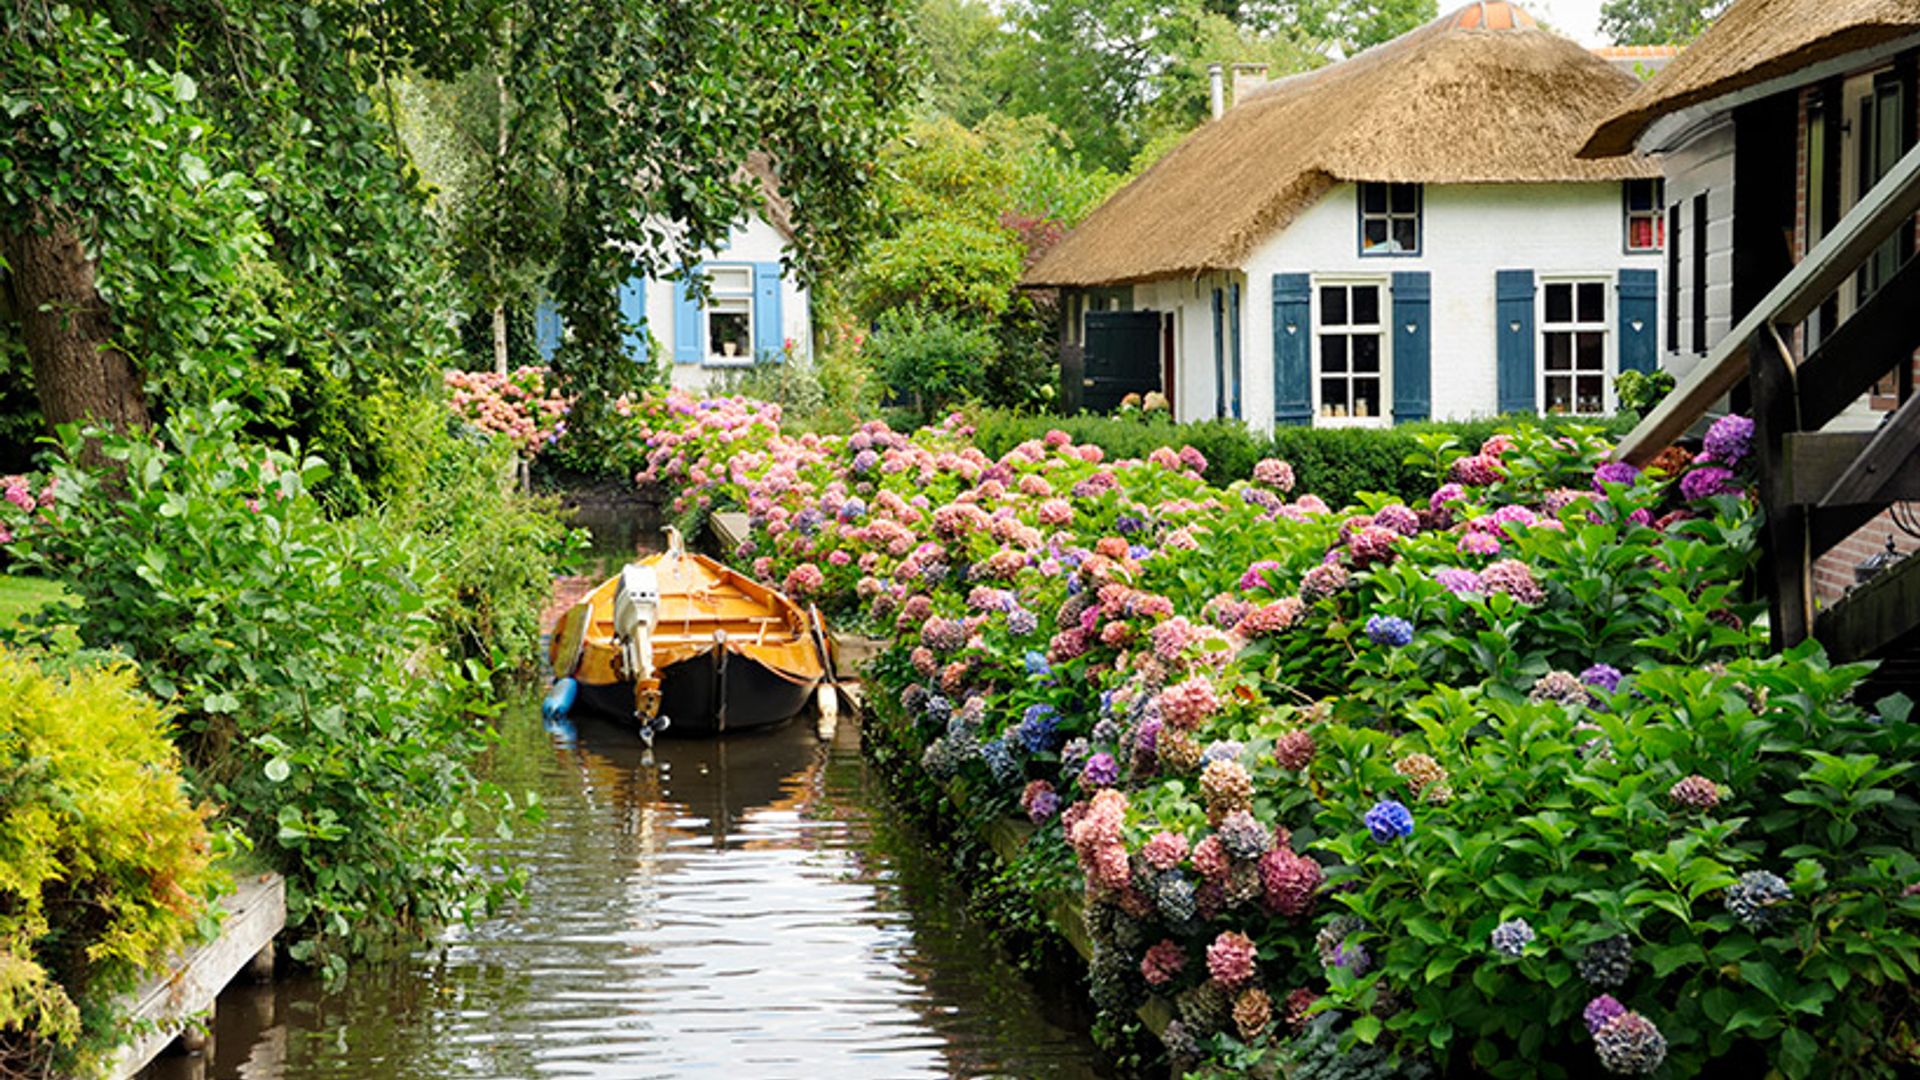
[572,648,814,735]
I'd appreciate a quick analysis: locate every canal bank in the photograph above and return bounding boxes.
[154,702,1102,1079]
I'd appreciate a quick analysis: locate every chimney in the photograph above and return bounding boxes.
[1208,63,1224,119]
[1231,63,1270,106]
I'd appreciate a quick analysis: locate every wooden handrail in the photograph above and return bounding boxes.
[1613,139,1920,465]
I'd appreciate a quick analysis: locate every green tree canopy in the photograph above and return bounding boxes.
[1599,0,1728,45]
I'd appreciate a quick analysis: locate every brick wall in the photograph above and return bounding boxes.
[1813,509,1920,604]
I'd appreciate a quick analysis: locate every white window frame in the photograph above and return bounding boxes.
[1538,276,1612,417]
[1312,275,1392,428]
[704,264,755,367]
[1358,182,1422,257]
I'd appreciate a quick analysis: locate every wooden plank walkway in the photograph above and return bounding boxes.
[108,873,285,1079]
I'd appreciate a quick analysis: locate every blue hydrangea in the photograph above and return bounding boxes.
[1129,543,1151,560]
[1024,650,1051,676]
[1365,615,1415,647]
[837,498,867,523]
[1115,513,1148,534]
[925,693,953,726]
[1364,799,1414,842]
[793,508,824,535]
[1202,740,1244,765]
[1060,737,1091,779]
[1017,706,1059,753]
[980,739,1020,785]
[1066,574,1083,595]
[1152,870,1198,924]
[1490,918,1535,957]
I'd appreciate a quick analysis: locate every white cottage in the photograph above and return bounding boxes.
[536,155,813,391]
[1024,1,1665,431]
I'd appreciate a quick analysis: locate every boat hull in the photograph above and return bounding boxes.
[572,649,814,735]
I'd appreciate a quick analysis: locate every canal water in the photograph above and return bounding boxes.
[157,708,1101,1079]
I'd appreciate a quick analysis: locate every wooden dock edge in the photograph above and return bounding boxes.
[106,873,286,1080]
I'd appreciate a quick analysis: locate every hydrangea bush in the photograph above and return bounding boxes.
[627,403,1919,1078]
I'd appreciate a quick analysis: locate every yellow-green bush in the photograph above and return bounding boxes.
[0,649,222,1077]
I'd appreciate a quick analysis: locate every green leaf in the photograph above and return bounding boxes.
[1351,1015,1383,1044]
[1779,1027,1815,1079]
[264,757,291,783]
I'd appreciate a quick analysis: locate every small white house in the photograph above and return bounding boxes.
[536,155,812,391]
[1025,1,1666,431]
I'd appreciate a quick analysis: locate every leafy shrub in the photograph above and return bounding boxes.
[10,405,512,973]
[869,306,999,421]
[1616,368,1677,416]
[0,649,222,1078]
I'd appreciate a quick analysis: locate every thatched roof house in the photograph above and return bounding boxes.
[1030,1,1668,431]
[1583,0,1920,157]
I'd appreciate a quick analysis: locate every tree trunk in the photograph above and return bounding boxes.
[493,302,509,375]
[2,211,149,441]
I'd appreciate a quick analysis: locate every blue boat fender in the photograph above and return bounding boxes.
[542,677,578,723]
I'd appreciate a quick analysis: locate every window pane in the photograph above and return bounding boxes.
[1578,282,1605,323]
[1577,376,1605,413]
[1321,377,1348,413]
[1354,376,1381,418]
[1323,334,1348,373]
[1321,286,1348,325]
[1392,218,1417,253]
[709,311,751,357]
[1627,180,1653,211]
[708,266,753,293]
[1390,184,1417,213]
[1545,283,1572,325]
[1362,184,1386,213]
[1544,332,1572,371]
[1363,219,1389,250]
[1577,331,1604,371]
[1545,375,1571,413]
[1629,216,1655,250]
[1352,333,1380,373]
[1352,286,1380,326]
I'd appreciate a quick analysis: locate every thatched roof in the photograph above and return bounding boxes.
[1584,0,1920,158]
[1023,2,1658,288]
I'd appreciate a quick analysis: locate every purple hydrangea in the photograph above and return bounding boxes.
[1081,751,1120,788]
[1432,567,1484,596]
[837,497,867,522]
[1365,615,1415,647]
[1702,413,1755,468]
[1017,705,1059,753]
[1591,461,1641,492]
[1583,994,1627,1034]
[1429,482,1466,511]
[1581,663,1624,693]
[1679,466,1737,501]
[1007,606,1039,636]
[1239,560,1283,591]
[1363,799,1414,842]
[1593,1011,1668,1075]
[852,449,881,474]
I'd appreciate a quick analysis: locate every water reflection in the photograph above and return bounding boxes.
[173,712,1099,1080]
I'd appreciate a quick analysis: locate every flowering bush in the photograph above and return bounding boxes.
[627,391,1913,1077]
[443,367,572,454]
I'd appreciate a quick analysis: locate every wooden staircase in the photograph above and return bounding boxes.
[1614,141,1920,685]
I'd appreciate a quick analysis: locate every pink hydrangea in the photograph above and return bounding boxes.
[1458,531,1502,556]
[1158,677,1221,730]
[1273,729,1316,770]
[1206,931,1260,988]
[1234,598,1303,637]
[1142,939,1187,986]
[1192,835,1231,880]
[1481,559,1545,604]
[1252,458,1296,492]
[1429,482,1466,511]
[783,563,824,597]
[1448,453,1503,486]
[1258,847,1323,917]
[1372,504,1419,536]
[1151,617,1202,663]
[1037,498,1073,526]
[1141,831,1192,871]
[1346,525,1400,567]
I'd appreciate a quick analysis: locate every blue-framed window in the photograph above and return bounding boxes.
[1358,182,1421,256]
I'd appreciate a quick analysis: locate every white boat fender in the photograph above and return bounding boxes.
[816,683,839,741]
[542,677,578,723]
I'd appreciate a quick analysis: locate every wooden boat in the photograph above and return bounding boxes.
[544,530,837,741]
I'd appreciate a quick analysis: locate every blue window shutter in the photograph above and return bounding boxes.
[1617,268,1658,374]
[1211,288,1225,418]
[533,300,563,361]
[618,278,648,363]
[1495,269,1536,415]
[1391,271,1430,422]
[672,269,702,364]
[753,262,784,362]
[1228,283,1243,420]
[1272,273,1312,427]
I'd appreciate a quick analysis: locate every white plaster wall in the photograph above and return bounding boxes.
[1207,181,1667,432]
[1656,120,1736,384]
[636,213,812,393]
[1132,276,1232,424]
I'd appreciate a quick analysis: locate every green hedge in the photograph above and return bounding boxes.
[964,407,1637,508]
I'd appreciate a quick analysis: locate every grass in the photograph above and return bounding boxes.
[0,574,67,628]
